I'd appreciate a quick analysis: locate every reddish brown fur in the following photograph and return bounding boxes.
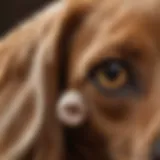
[0,0,160,160]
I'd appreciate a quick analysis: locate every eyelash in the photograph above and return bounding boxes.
[88,58,139,97]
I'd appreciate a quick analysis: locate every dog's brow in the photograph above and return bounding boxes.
[72,30,142,81]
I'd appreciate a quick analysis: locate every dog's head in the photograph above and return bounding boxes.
[0,0,160,160]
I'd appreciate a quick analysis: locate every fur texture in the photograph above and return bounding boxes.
[1,0,160,160]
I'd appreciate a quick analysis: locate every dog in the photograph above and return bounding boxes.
[0,0,160,159]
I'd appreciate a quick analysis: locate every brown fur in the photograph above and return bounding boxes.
[0,0,160,159]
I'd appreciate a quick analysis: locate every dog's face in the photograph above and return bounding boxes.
[1,0,160,160]
[65,0,160,160]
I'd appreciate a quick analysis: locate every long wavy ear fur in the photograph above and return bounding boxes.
[0,0,93,160]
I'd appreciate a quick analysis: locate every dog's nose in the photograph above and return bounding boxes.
[151,138,160,160]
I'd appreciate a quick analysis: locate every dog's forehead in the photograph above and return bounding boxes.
[87,0,160,34]
[69,0,160,83]
[71,0,160,55]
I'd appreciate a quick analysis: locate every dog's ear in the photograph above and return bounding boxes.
[0,1,92,160]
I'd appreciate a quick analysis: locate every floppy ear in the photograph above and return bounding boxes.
[0,1,92,160]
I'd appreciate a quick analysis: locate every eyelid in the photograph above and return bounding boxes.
[88,58,139,97]
[88,58,128,75]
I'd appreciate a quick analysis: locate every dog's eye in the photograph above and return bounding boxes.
[96,62,127,90]
[89,59,136,95]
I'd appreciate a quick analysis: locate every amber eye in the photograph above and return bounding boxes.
[89,59,133,93]
[96,62,127,90]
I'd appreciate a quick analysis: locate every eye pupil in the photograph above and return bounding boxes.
[104,63,122,81]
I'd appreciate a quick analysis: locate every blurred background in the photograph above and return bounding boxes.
[0,0,56,36]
